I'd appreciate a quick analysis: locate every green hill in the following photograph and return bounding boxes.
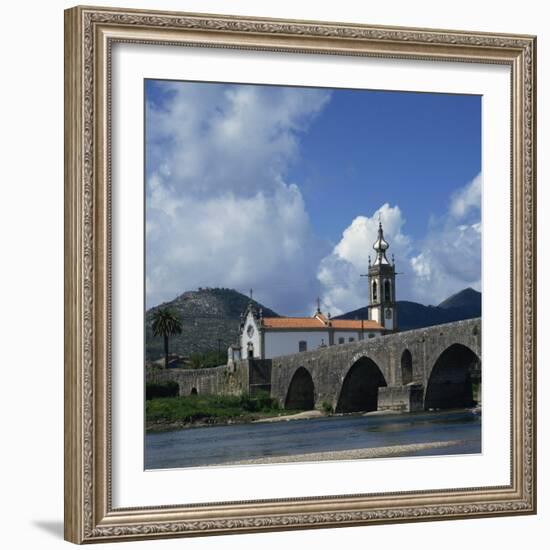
[145,288,278,360]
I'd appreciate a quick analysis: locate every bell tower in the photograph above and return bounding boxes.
[367,221,397,331]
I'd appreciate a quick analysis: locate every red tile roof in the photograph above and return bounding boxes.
[261,316,384,331]
[261,317,326,329]
[330,319,384,330]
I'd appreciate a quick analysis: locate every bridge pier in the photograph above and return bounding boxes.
[378,383,424,412]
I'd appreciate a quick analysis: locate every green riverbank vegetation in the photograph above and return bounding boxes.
[146,388,304,432]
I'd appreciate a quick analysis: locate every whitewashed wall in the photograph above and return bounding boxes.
[240,311,261,358]
[264,331,330,358]
[332,331,379,344]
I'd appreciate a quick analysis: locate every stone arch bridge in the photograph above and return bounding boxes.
[268,318,481,413]
[148,318,481,413]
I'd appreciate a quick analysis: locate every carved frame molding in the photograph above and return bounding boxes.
[64,5,536,544]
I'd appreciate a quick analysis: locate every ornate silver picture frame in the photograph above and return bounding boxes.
[64,5,536,544]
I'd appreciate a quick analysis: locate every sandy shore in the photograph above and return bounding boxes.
[221,440,467,465]
[253,410,325,423]
[254,409,406,423]
[363,410,403,416]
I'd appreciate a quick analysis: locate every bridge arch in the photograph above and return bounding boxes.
[285,367,315,410]
[401,349,413,385]
[424,343,480,410]
[336,356,387,413]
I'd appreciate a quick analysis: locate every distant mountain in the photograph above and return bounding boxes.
[334,288,481,332]
[145,288,278,360]
[438,287,482,315]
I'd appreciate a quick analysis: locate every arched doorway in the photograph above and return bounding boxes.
[401,349,413,385]
[190,387,198,395]
[424,344,481,410]
[336,357,387,413]
[284,367,315,410]
[247,342,254,358]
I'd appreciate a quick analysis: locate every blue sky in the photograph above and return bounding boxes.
[289,89,481,242]
[145,79,481,314]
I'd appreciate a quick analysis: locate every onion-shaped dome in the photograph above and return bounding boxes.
[373,222,390,265]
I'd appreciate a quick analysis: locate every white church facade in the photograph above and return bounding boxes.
[232,221,398,361]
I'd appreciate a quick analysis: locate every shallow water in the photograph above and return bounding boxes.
[145,409,481,469]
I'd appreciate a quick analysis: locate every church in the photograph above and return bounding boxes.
[234,222,398,361]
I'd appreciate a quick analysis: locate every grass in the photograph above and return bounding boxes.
[146,392,301,429]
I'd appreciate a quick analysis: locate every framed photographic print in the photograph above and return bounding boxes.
[64,5,537,544]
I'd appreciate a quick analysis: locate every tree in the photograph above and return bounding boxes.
[151,308,182,369]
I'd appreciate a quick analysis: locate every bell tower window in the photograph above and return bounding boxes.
[384,279,391,302]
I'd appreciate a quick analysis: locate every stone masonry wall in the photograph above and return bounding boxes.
[145,358,259,397]
[146,365,231,397]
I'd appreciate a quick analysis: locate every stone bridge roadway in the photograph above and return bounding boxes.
[269,318,481,413]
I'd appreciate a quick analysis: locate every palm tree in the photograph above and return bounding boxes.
[151,308,183,369]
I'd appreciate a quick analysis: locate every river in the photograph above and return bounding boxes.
[145,409,481,470]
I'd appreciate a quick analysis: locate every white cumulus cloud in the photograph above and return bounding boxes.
[145,82,331,313]
[449,173,482,219]
[409,173,482,305]
[409,219,481,305]
[317,174,482,312]
[317,204,411,315]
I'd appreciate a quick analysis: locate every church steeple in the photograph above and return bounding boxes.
[367,220,397,332]
[373,221,390,265]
